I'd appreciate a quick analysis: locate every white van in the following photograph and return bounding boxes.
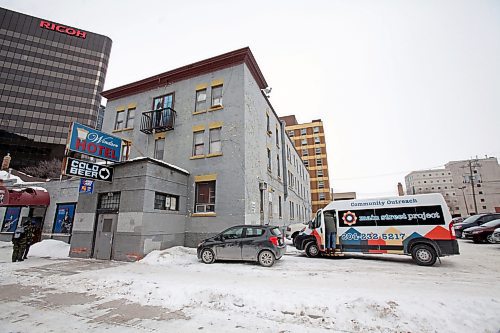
[294,194,459,266]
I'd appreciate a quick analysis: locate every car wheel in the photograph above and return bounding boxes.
[200,248,215,264]
[486,234,495,244]
[411,244,437,266]
[258,250,275,267]
[305,242,320,258]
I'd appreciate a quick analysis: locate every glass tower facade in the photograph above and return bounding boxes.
[0,7,112,169]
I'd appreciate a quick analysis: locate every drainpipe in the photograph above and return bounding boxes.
[280,121,288,200]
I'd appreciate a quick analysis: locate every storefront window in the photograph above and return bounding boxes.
[53,203,76,234]
[1,207,22,232]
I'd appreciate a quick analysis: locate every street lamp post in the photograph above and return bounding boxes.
[459,186,469,216]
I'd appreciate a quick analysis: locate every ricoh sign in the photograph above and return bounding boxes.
[40,20,87,39]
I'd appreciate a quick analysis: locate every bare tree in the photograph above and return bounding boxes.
[22,158,62,179]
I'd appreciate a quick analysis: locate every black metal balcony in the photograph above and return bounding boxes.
[140,107,176,134]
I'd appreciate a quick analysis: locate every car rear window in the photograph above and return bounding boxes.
[481,219,500,228]
[270,227,282,237]
[245,227,265,237]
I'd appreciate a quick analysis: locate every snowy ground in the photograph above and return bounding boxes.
[0,239,499,333]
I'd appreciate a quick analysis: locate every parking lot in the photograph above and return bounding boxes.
[0,239,499,333]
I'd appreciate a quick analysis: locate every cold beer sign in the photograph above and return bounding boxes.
[68,123,122,162]
[65,158,114,182]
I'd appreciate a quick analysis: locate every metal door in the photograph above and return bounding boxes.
[94,214,117,260]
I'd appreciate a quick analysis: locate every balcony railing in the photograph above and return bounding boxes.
[140,107,176,134]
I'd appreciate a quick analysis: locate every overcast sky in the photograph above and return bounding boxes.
[3,0,500,198]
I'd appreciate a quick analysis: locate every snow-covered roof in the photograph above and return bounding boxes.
[0,170,24,184]
[118,157,190,175]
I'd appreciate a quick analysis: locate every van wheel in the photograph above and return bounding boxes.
[305,242,320,258]
[291,232,299,240]
[201,248,215,264]
[258,250,275,267]
[486,234,495,244]
[411,244,437,266]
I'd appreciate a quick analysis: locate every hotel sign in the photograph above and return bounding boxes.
[68,123,122,162]
[40,20,87,39]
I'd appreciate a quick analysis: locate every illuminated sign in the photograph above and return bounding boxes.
[65,158,114,182]
[40,20,87,39]
[68,123,122,162]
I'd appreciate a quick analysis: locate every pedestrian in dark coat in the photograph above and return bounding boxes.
[23,221,34,259]
[11,224,28,262]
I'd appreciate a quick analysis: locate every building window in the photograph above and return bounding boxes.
[313,126,319,133]
[154,138,165,160]
[153,94,174,110]
[316,158,322,166]
[304,160,309,167]
[319,193,326,201]
[195,89,207,112]
[315,147,321,155]
[276,128,279,146]
[266,114,270,133]
[480,198,485,202]
[193,131,204,156]
[267,148,272,171]
[209,128,222,154]
[300,128,307,135]
[314,137,320,144]
[479,191,483,194]
[125,108,135,128]
[278,196,282,218]
[317,169,323,177]
[301,139,307,146]
[302,149,308,156]
[121,141,131,161]
[288,130,294,137]
[318,181,325,189]
[98,192,121,210]
[277,155,281,177]
[114,110,125,130]
[211,85,223,107]
[154,192,179,211]
[195,181,215,212]
[477,184,481,187]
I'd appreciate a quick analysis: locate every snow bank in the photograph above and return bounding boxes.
[139,246,197,266]
[28,239,70,259]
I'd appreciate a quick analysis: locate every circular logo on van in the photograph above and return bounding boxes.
[343,211,357,226]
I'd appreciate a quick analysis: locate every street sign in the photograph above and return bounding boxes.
[79,178,94,194]
[67,122,122,162]
[65,158,114,182]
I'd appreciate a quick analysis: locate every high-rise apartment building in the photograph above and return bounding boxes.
[405,157,500,217]
[280,116,331,215]
[0,7,112,169]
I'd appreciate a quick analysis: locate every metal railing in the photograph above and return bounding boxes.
[140,107,176,134]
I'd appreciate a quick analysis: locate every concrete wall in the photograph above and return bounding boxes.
[69,159,188,260]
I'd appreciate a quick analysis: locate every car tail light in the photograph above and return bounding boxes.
[300,227,306,232]
[449,221,456,239]
[269,236,279,246]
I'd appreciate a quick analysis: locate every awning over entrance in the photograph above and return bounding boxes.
[0,186,50,207]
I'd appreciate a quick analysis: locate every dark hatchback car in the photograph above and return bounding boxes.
[197,225,286,267]
[463,219,500,243]
[453,213,500,238]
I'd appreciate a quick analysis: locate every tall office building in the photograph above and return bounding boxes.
[0,7,112,169]
[280,116,332,215]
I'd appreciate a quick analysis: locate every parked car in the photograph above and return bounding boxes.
[197,225,286,267]
[453,213,500,238]
[285,221,307,240]
[462,219,500,243]
[451,217,464,224]
[492,228,500,243]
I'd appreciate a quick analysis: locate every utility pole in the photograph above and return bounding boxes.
[468,159,479,214]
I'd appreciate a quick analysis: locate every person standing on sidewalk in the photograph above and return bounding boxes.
[22,219,34,260]
[11,223,27,262]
